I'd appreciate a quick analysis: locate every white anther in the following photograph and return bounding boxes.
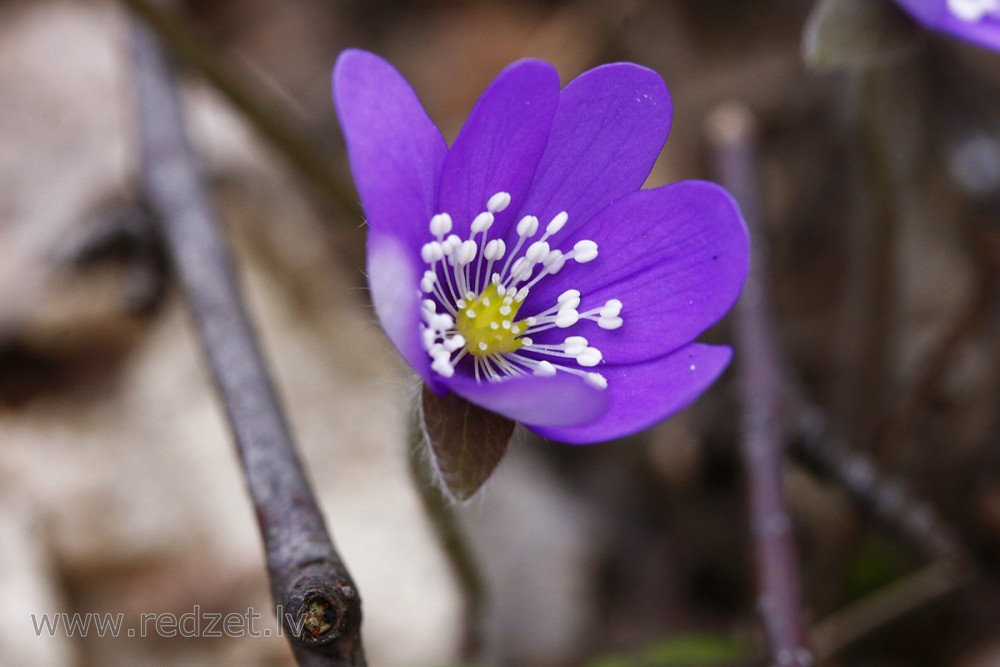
[564,337,588,356]
[502,320,511,330]
[499,305,512,316]
[420,272,437,293]
[526,241,550,263]
[558,289,581,305]
[556,309,580,328]
[516,215,539,237]
[514,287,529,302]
[572,240,599,263]
[599,316,623,330]
[457,239,478,265]
[422,299,437,312]
[487,191,511,213]
[600,299,623,317]
[478,342,488,351]
[429,213,453,236]
[430,313,454,331]
[421,328,436,350]
[490,322,499,330]
[465,309,476,318]
[443,235,462,261]
[586,372,608,389]
[510,257,530,281]
[484,239,506,260]
[431,356,455,377]
[421,242,444,263]
[512,326,522,335]
[545,211,568,236]
[948,0,999,20]
[444,335,466,352]
[577,347,603,367]
[543,250,565,269]
[471,211,494,233]
[534,361,557,376]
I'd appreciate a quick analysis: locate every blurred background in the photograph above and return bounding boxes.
[1,0,1000,665]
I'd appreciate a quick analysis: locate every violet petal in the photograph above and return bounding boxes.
[437,59,560,240]
[527,344,732,444]
[332,49,446,249]
[512,62,672,241]
[894,0,1000,51]
[367,230,434,386]
[525,181,748,364]
[446,372,609,427]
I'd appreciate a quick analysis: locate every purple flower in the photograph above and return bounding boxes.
[332,50,748,444]
[894,0,1000,51]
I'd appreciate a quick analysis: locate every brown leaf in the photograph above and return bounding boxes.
[420,385,515,501]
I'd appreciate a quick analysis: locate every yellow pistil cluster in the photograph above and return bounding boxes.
[455,283,527,356]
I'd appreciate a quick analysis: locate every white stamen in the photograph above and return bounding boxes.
[516,215,539,237]
[564,337,588,356]
[429,213,453,237]
[577,347,603,367]
[418,192,621,390]
[948,0,1000,21]
[545,211,568,237]
[432,356,455,377]
[471,211,494,233]
[484,239,506,260]
[487,191,512,213]
[526,241,550,263]
[457,239,477,265]
[572,240,599,263]
[555,308,579,328]
[543,250,565,272]
[421,242,443,263]
[534,361,557,376]
[558,289,581,305]
[600,299,623,317]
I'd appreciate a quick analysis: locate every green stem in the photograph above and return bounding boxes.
[407,399,486,662]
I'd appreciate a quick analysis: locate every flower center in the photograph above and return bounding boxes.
[454,283,527,356]
[948,0,1000,21]
[418,191,622,388]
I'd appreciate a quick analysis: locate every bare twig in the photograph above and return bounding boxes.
[128,15,365,667]
[792,404,965,563]
[708,103,813,667]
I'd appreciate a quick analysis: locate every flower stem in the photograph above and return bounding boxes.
[127,12,365,666]
[407,397,486,661]
[839,68,897,455]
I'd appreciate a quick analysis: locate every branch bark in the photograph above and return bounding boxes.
[127,14,366,666]
[708,103,813,667]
